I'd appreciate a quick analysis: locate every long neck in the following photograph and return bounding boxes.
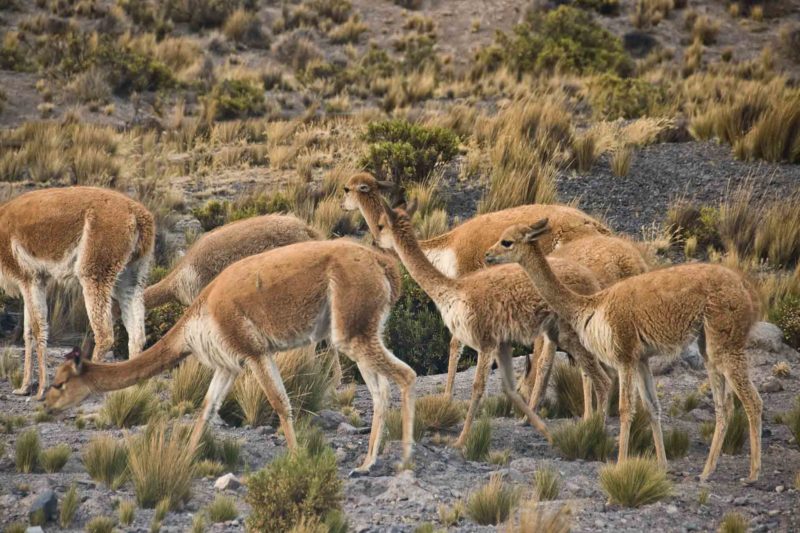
[518,243,593,325]
[390,219,456,303]
[144,275,176,309]
[359,193,449,254]
[83,319,190,392]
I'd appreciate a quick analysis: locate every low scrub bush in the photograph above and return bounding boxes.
[95,39,176,95]
[479,6,632,78]
[588,74,667,120]
[15,429,40,473]
[208,79,266,120]
[549,362,585,419]
[719,511,749,533]
[127,420,195,509]
[83,435,129,488]
[599,457,672,507]
[119,500,136,526]
[511,501,572,533]
[664,428,690,459]
[699,400,747,454]
[551,414,614,461]
[40,444,71,473]
[360,119,459,184]
[463,417,492,462]
[466,474,519,525]
[85,516,115,533]
[245,447,343,532]
[482,395,516,418]
[170,358,213,409]
[782,396,800,448]
[416,394,464,432]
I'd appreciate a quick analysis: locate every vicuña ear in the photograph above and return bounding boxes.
[357,183,371,193]
[380,198,398,224]
[376,180,395,192]
[522,218,550,242]
[405,198,418,218]
[64,347,85,374]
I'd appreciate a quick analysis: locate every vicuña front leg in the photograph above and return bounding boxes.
[249,356,298,451]
[454,349,492,448]
[526,334,556,414]
[13,296,35,396]
[617,365,635,463]
[188,369,237,455]
[444,337,463,397]
[635,360,667,469]
[496,344,550,441]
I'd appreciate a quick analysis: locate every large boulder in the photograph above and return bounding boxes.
[747,322,791,354]
[28,489,57,525]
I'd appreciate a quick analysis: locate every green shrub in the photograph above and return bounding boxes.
[96,41,175,95]
[205,495,238,523]
[549,362,585,419]
[599,457,672,507]
[119,500,136,526]
[165,0,247,30]
[588,74,668,119]
[385,269,453,375]
[629,406,655,457]
[574,0,620,15]
[99,382,158,428]
[83,435,129,488]
[463,417,492,462]
[360,119,459,183]
[416,394,464,431]
[15,429,40,473]
[40,444,71,473]
[484,6,633,78]
[719,511,749,533]
[170,358,213,409]
[209,79,266,120]
[245,447,343,532]
[551,414,614,461]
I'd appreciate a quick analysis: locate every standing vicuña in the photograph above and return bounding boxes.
[0,187,154,398]
[486,220,763,482]
[376,203,611,447]
[341,172,610,396]
[145,214,320,307]
[45,239,415,474]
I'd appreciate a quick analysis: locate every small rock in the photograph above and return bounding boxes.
[681,342,703,370]
[335,447,347,461]
[747,322,789,353]
[28,489,57,524]
[689,407,714,423]
[733,496,748,506]
[214,473,241,491]
[310,409,348,430]
[594,519,606,528]
[759,377,783,393]
[666,505,679,515]
[768,509,780,516]
[26,528,44,533]
[776,485,785,493]
[258,425,274,435]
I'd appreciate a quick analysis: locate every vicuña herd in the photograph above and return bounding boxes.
[0,173,766,484]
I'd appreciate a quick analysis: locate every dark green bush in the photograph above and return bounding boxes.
[165,0,251,30]
[96,41,175,94]
[385,269,453,375]
[360,119,459,183]
[192,200,228,231]
[588,74,668,119]
[245,448,343,532]
[574,0,620,15]
[209,79,266,120]
[484,6,633,77]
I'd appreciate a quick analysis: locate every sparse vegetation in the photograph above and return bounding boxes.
[83,435,129,489]
[783,396,800,448]
[719,511,749,533]
[551,414,614,461]
[85,516,116,533]
[205,495,238,523]
[664,428,691,459]
[40,443,71,473]
[15,429,40,473]
[119,500,136,526]
[59,484,80,528]
[509,501,572,533]
[533,465,561,501]
[99,382,159,428]
[599,457,672,507]
[466,475,519,526]
[170,358,213,409]
[462,417,492,462]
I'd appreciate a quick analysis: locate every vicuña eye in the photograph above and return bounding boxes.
[377,224,384,231]
[501,240,512,248]
[343,187,350,193]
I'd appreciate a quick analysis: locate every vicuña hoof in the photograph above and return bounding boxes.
[35,390,47,401]
[348,466,372,478]
[12,385,32,396]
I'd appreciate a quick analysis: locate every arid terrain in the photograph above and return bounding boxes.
[1,0,800,531]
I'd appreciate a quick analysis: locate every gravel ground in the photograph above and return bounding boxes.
[1,325,798,532]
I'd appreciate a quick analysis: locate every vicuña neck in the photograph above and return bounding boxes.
[83,323,189,392]
[390,220,456,303]
[359,194,449,253]
[518,243,592,325]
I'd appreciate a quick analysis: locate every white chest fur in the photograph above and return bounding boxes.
[424,247,459,278]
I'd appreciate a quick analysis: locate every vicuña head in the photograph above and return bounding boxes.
[484,220,550,265]
[341,173,398,211]
[375,200,419,250]
[45,347,93,411]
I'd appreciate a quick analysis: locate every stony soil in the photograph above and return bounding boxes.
[1,323,799,532]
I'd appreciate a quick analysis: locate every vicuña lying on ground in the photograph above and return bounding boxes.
[145,214,320,307]
[342,172,610,397]
[45,239,416,474]
[376,202,610,446]
[520,233,649,417]
[486,220,763,482]
[0,187,154,398]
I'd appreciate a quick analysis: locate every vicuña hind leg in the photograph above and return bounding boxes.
[700,363,730,481]
[496,343,550,441]
[635,360,667,468]
[82,278,116,362]
[13,289,35,396]
[560,333,610,421]
[248,355,298,451]
[188,368,237,454]
[353,364,387,474]
[525,334,557,414]
[617,365,636,463]
[444,337,464,397]
[724,353,763,482]
[21,282,49,400]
